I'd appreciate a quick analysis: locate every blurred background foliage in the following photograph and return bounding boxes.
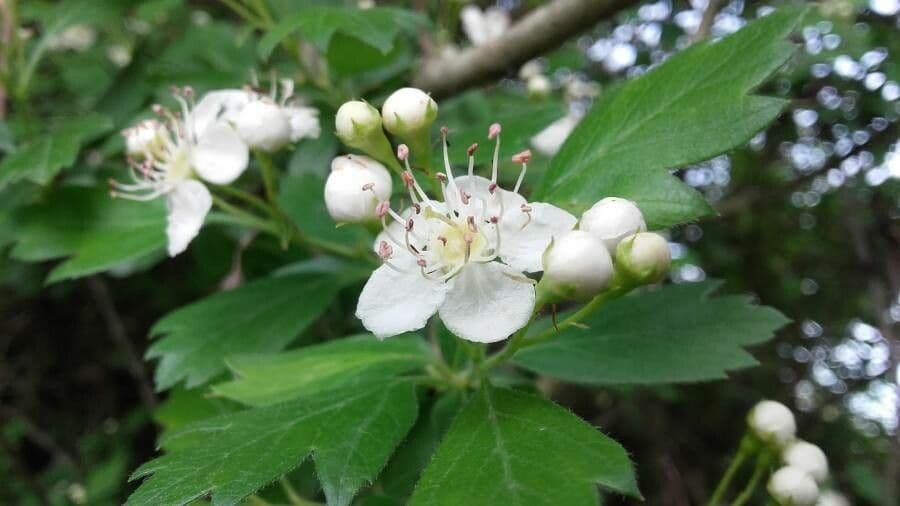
[0,0,897,504]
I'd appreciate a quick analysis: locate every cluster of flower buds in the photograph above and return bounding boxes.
[745,401,845,506]
[326,87,438,224]
[538,197,671,302]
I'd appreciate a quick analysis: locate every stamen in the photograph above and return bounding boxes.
[520,204,533,230]
[489,123,501,184]
[466,216,477,232]
[377,240,393,259]
[511,149,531,194]
[467,143,478,177]
[375,201,390,219]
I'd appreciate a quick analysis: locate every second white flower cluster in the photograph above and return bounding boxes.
[323,87,672,344]
[748,400,850,506]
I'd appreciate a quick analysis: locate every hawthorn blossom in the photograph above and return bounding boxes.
[356,124,577,343]
[460,5,510,46]
[191,79,320,152]
[112,87,249,256]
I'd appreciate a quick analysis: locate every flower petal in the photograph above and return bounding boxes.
[191,121,249,185]
[165,180,212,257]
[438,262,535,343]
[284,105,321,142]
[356,255,451,339]
[500,201,577,273]
[191,89,252,138]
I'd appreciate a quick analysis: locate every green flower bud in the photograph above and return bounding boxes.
[381,88,438,166]
[335,100,399,171]
[615,232,671,284]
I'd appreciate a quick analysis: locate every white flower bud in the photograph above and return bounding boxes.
[768,466,820,506]
[615,232,671,283]
[580,197,647,253]
[336,100,383,143]
[124,119,167,157]
[235,99,292,152]
[381,87,438,137]
[816,491,850,506]
[540,231,614,301]
[748,400,797,448]
[325,155,392,223]
[527,75,552,98]
[783,441,829,484]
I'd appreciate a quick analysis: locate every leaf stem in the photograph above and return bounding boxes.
[707,434,753,506]
[211,195,279,235]
[732,451,772,506]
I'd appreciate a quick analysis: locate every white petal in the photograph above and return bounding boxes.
[500,202,577,273]
[191,121,249,185]
[531,114,579,156]
[284,105,321,142]
[165,180,212,257]
[356,256,451,339]
[438,262,535,343]
[191,89,252,138]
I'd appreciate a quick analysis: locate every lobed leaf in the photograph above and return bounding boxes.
[514,281,790,384]
[410,385,640,505]
[534,6,808,228]
[128,380,419,506]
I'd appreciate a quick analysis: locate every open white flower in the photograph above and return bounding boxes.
[460,5,510,46]
[191,79,320,152]
[356,125,576,343]
[112,87,249,256]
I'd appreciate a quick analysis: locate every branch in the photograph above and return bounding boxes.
[412,0,639,98]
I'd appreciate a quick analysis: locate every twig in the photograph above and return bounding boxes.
[412,0,639,98]
[87,276,158,409]
[691,0,723,44]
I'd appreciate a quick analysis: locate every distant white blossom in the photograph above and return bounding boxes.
[460,5,510,46]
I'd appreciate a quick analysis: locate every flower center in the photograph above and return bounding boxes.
[430,216,488,268]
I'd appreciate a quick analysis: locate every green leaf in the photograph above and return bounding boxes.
[147,273,347,391]
[534,6,808,228]
[0,113,113,188]
[514,281,790,385]
[153,387,241,434]
[128,380,419,506]
[279,172,372,249]
[259,6,425,59]
[213,334,429,406]
[9,185,166,283]
[410,385,639,505]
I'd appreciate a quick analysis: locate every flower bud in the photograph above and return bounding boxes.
[783,441,828,484]
[748,400,797,448]
[768,466,820,506]
[579,197,646,253]
[381,87,438,138]
[816,491,850,506]
[615,232,671,284]
[124,119,167,157]
[324,155,392,223]
[235,99,292,152]
[539,231,614,301]
[334,100,398,169]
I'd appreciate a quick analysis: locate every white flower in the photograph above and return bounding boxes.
[381,87,437,136]
[816,491,850,506]
[541,230,614,300]
[111,87,249,256]
[783,440,829,484]
[748,400,797,448]
[531,113,580,156]
[356,126,576,342]
[460,5,510,46]
[580,197,647,254]
[768,466,820,506]
[615,232,671,283]
[325,155,393,223]
[191,79,320,152]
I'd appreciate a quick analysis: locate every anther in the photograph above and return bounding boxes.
[377,241,393,259]
[460,191,471,205]
[488,123,502,140]
[375,201,390,219]
[488,182,498,194]
[435,172,447,182]
[402,171,415,187]
[397,144,409,161]
[417,258,427,267]
[511,149,532,164]
[490,216,499,224]
[361,182,375,191]
[467,143,479,156]
[413,203,421,214]
[437,236,448,246]
[405,218,414,231]
[467,216,477,232]
[152,104,164,115]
